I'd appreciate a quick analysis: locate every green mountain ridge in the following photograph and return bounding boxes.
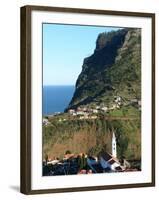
[66,28,141,110]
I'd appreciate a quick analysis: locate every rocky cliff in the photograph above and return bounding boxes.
[66,28,141,110]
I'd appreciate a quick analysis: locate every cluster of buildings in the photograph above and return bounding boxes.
[68,106,107,116]
[43,131,133,176]
[43,96,141,125]
[67,96,123,117]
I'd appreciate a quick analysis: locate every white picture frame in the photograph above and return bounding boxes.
[20,5,155,194]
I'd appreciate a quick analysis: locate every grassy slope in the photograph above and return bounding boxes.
[43,116,141,161]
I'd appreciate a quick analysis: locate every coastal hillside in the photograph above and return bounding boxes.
[66,28,141,110]
[43,28,141,167]
[43,117,141,161]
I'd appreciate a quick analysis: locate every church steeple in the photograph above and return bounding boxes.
[112,131,117,158]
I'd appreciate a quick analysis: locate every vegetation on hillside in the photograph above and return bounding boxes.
[43,117,141,161]
[66,28,141,110]
[43,28,141,165]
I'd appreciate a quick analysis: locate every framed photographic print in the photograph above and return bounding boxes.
[20,5,155,194]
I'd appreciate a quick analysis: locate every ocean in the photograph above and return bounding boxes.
[43,85,75,115]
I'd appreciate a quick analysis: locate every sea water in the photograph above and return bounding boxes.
[43,85,75,115]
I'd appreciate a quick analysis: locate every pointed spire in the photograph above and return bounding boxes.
[112,131,116,139]
[112,131,117,158]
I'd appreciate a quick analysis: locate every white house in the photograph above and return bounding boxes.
[99,152,123,172]
[109,104,117,110]
[43,118,50,126]
[92,109,98,113]
[138,100,141,106]
[76,111,85,115]
[79,115,89,120]
[47,159,60,165]
[114,96,121,103]
[58,118,66,122]
[68,109,75,114]
[81,107,87,111]
[101,106,108,112]
[90,115,97,119]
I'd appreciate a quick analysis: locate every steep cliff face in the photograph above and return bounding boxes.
[66,28,141,110]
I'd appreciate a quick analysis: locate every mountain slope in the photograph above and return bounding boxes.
[66,28,141,110]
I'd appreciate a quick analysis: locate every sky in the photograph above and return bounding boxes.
[43,23,120,86]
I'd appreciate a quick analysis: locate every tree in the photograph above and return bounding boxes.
[65,150,71,155]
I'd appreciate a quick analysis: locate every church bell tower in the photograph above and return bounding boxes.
[112,131,117,158]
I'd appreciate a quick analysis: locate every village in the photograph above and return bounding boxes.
[66,96,141,118]
[43,96,141,125]
[43,96,141,176]
[43,131,140,176]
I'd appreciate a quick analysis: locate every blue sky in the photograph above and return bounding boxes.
[43,23,120,86]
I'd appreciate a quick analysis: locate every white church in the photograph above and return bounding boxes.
[87,131,126,172]
[98,131,123,172]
